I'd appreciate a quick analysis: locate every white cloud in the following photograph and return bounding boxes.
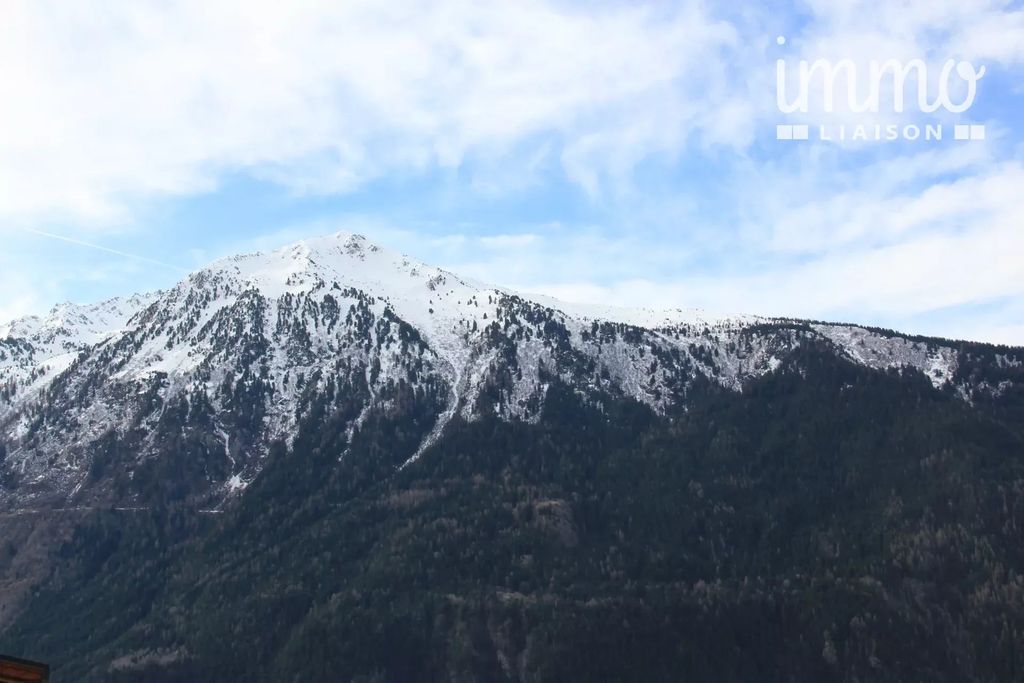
[739,146,1014,255]
[310,155,1024,343]
[510,160,1024,342]
[0,245,151,326]
[766,0,1024,139]
[2,0,1022,345]
[0,0,745,223]
[478,234,542,250]
[799,0,1024,63]
[0,269,46,325]
[4,0,1021,223]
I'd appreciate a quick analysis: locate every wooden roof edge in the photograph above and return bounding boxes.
[0,654,50,672]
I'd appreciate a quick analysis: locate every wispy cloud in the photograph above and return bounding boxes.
[1,0,1022,343]
[17,228,185,272]
[0,0,745,223]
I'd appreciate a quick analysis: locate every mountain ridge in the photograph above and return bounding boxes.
[0,232,1023,681]
[0,231,1019,511]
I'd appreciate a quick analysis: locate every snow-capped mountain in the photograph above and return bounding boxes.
[0,232,1020,508]
[0,293,159,397]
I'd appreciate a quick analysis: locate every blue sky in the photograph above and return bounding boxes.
[2,0,1023,344]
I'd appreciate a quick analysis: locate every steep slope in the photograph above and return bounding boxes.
[3,340,1024,682]
[1,232,1023,681]
[0,294,158,414]
[3,232,1016,512]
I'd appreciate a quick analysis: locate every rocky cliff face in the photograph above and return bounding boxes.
[1,232,1020,510]
[2,233,1024,681]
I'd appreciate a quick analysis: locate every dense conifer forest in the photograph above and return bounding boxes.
[2,340,1023,681]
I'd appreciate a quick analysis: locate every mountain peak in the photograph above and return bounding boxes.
[204,231,407,289]
[1,229,1020,512]
[284,231,375,260]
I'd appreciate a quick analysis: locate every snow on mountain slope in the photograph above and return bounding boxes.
[810,324,958,389]
[0,232,1018,508]
[522,294,760,332]
[0,294,158,356]
[0,293,159,408]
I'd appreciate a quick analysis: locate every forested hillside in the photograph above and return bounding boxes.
[3,339,1023,681]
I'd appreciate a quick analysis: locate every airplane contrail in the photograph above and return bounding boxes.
[18,227,185,272]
